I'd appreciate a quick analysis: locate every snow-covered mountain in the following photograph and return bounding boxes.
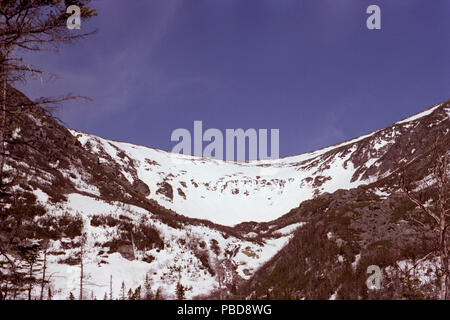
[1,86,449,300]
[70,102,449,226]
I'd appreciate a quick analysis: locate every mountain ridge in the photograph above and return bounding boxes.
[1,86,448,300]
[68,99,449,225]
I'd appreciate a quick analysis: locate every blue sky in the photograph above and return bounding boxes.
[18,0,450,157]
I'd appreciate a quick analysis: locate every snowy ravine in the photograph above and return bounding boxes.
[5,94,449,300]
[68,130,370,227]
[68,102,448,226]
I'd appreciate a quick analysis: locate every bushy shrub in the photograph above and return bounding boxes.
[90,215,120,227]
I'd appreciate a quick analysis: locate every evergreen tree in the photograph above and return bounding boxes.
[120,281,126,300]
[69,292,75,300]
[103,292,108,300]
[133,286,142,300]
[127,288,134,300]
[18,243,40,300]
[144,273,153,300]
[176,282,185,300]
[154,287,162,300]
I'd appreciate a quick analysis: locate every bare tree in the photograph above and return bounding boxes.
[400,134,449,299]
[39,240,49,300]
[47,285,52,300]
[109,274,113,300]
[0,0,96,299]
[79,232,86,300]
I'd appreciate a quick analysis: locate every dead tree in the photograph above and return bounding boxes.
[39,240,49,300]
[109,274,113,300]
[0,0,96,298]
[79,233,87,300]
[400,134,449,299]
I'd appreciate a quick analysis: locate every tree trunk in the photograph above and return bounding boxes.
[0,48,9,190]
[80,245,84,301]
[439,222,449,300]
[40,248,47,300]
[437,149,448,300]
[28,263,33,300]
[109,275,112,300]
[130,232,136,260]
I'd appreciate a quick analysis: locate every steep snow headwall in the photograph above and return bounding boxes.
[69,102,449,226]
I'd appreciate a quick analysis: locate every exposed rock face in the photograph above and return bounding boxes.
[156,181,173,201]
[132,179,150,196]
[177,188,186,200]
[117,244,135,261]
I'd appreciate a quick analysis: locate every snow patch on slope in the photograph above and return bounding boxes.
[37,193,291,300]
[396,104,441,124]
